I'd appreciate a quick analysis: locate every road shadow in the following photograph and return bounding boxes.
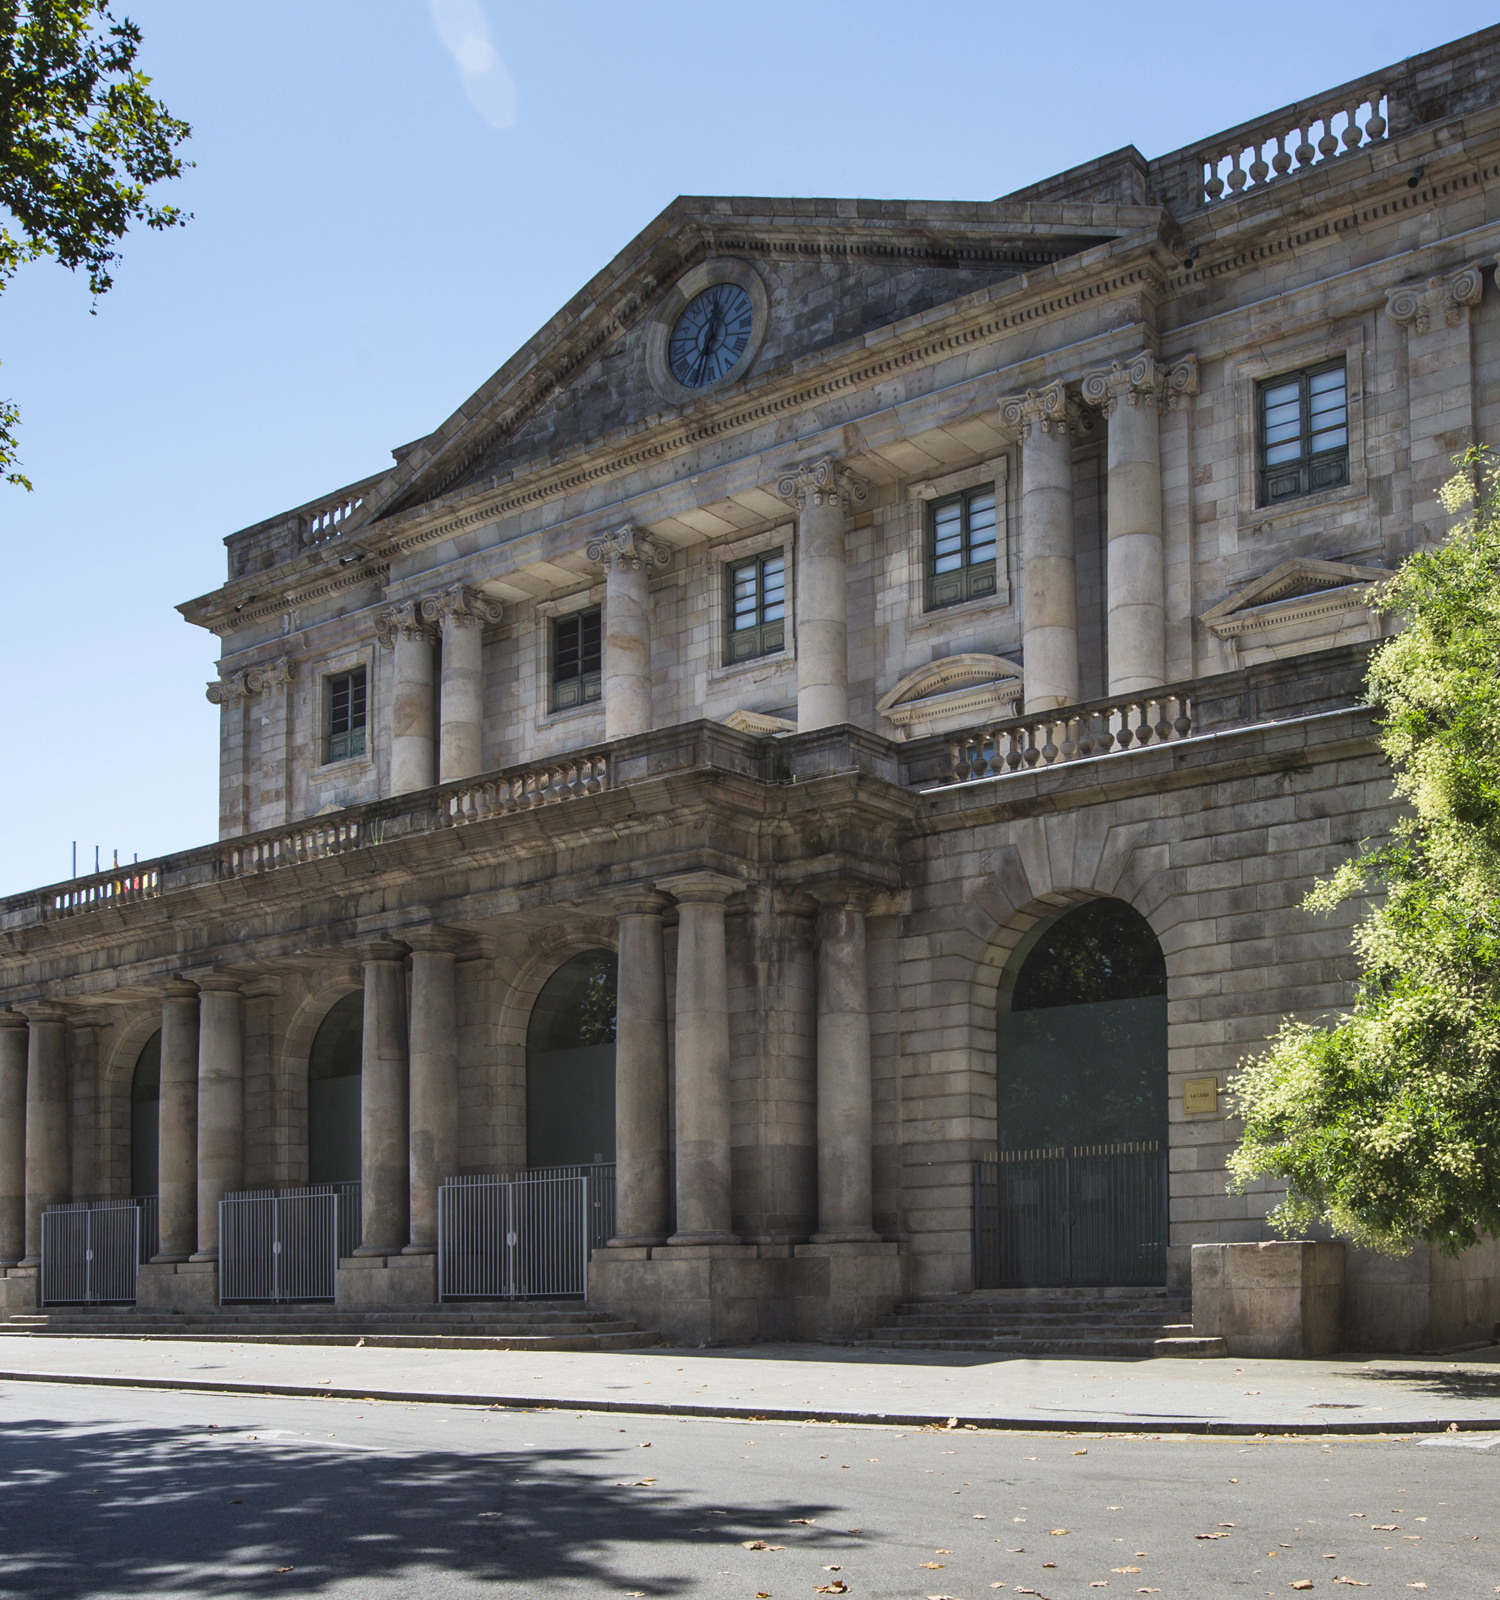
[1349,1361,1500,1402]
[0,1412,845,1598]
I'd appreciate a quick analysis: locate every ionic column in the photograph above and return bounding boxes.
[423,585,502,783]
[153,980,200,1262]
[1001,385,1080,713]
[661,872,741,1244]
[810,888,880,1243]
[405,928,461,1255]
[587,526,670,742]
[0,1011,28,1266]
[192,975,244,1262]
[610,893,671,1246]
[378,604,436,796]
[21,1004,68,1265]
[777,458,869,732]
[355,939,410,1255]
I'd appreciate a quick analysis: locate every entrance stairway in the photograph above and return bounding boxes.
[0,1302,659,1352]
[855,1286,1224,1357]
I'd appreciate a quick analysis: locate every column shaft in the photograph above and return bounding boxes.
[813,899,879,1243]
[666,877,738,1244]
[0,1012,28,1265]
[193,979,244,1261]
[154,982,200,1262]
[1105,393,1166,695]
[357,941,410,1255]
[406,942,458,1254]
[603,556,653,741]
[1018,415,1079,712]
[22,1005,68,1264]
[438,615,484,782]
[611,902,670,1245]
[390,622,436,795]
[794,491,850,731]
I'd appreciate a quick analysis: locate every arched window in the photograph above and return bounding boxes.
[998,898,1167,1149]
[309,992,362,1184]
[526,950,617,1167]
[130,1030,161,1198]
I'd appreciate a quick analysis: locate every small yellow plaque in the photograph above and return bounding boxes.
[1183,1076,1220,1115]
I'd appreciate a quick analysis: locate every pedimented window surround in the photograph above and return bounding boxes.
[1201,556,1390,667]
[875,652,1024,739]
[311,643,376,787]
[904,456,1013,633]
[1232,324,1367,534]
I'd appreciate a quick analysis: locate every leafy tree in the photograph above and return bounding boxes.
[1,1,189,487]
[1229,452,1500,1256]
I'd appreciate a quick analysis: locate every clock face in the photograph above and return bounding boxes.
[667,283,755,389]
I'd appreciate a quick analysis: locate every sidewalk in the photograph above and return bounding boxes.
[1,1335,1499,1433]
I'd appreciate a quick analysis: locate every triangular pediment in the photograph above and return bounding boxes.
[319,196,1154,541]
[1202,558,1390,637]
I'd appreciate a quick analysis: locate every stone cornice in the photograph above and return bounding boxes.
[187,560,389,638]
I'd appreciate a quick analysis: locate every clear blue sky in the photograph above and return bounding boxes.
[1,1,1491,896]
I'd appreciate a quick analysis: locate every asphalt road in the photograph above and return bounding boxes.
[0,1380,1494,1598]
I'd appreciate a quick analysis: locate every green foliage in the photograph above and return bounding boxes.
[1229,451,1500,1256]
[0,1,190,486]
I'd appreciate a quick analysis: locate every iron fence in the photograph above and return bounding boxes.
[973,1141,1167,1289]
[219,1181,361,1303]
[439,1163,614,1300]
[40,1199,150,1305]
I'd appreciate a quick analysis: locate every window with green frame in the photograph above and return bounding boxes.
[726,549,786,664]
[552,606,602,711]
[926,483,998,610]
[1258,360,1349,505]
[323,666,367,764]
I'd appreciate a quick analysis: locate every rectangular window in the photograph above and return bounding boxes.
[726,549,786,664]
[324,666,367,764]
[926,483,998,611]
[552,606,602,711]
[1258,360,1349,506]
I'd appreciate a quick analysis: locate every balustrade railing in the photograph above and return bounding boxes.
[302,492,364,545]
[1194,86,1388,206]
[443,755,610,823]
[49,868,161,917]
[220,818,364,879]
[944,690,1193,787]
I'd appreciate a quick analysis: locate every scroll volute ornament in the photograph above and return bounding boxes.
[585,524,672,571]
[375,600,432,649]
[1079,354,1200,415]
[999,382,1074,437]
[418,584,504,632]
[205,655,295,706]
[1385,265,1484,335]
[775,456,870,511]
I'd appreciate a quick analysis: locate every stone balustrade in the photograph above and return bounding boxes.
[302,491,365,545]
[941,689,1195,787]
[220,817,365,878]
[47,868,161,918]
[442,756,611,824]
[1192,88,1389,206]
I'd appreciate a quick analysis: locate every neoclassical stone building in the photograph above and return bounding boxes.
[4,27,1500,1350]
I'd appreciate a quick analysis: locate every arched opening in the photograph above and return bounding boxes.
[308,992,362,1184]
[130,1030,161,1198]
[998,898,1168,1149]
[982,898,1168,1287]
[526,950,616,1167]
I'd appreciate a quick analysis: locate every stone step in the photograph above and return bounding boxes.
[859,1334,1169,1357]
[0,1327,658,1352]
[1153,1335,1227,1357]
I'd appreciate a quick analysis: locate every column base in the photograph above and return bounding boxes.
[0,1264,39,1319]
[149,1253,193,1266]
[607,1234,670,1248]
[188,1249,219,1264]
[400,1243,437,1256]
[336,1253,437,1310]
[666,1230,740,1246]
[136,1259,220,1312]
[810,1230,882,1245]
[790,1241,907,1342]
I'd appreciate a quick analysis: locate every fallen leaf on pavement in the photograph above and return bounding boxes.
[274,1569,293,1575]
[1113,1569,1140,1574]
[742,1541,783,1551]
[822,1565,842,1573]
[936,1549,953,1554]
[1196,1532,1231,1540]
[477,1512,504,1519]
[1373,1525,1398,1531]
[1073,1448,1088,1455]
[1091,1584,1108,1589]
[1050,1529,1070,1536]
[632,1480,656,1487]
[789,1518,815,1525]
[1291,1584,1314,1591]
[1333,1580,1369,1587]
[815,1585,849,1596]
[921,1562,945,1569]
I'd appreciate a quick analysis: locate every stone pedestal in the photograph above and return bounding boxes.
[136,1258,220,1312]
[790,1241,907,1341]
[0,1264,38,1318]
[335,1252,437,1310]
[1192,1240,1345,1357]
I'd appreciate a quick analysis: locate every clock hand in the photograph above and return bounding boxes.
[691,303,722,386]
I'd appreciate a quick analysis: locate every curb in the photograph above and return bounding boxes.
[0,1367,1496,1436]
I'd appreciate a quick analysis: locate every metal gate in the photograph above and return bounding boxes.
[219,1182,361,1303]
[438,1164,613,1300]
[40,1199,150,1305]
[973,1141,1167,1288]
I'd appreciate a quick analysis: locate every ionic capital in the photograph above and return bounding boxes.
[418,583,504,632]
[360,937,411,965]
[999,382,1077,439]
[1079,353,1199,415]
[775,456,870,512]
[613,889,674,920]
[586,524,672,572]
[206,656,295,706]
[657,869,745,907]
[205,671,248,709]
[1385,264,1484,335]
[404,924,470,956]
[375,601,434,650]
